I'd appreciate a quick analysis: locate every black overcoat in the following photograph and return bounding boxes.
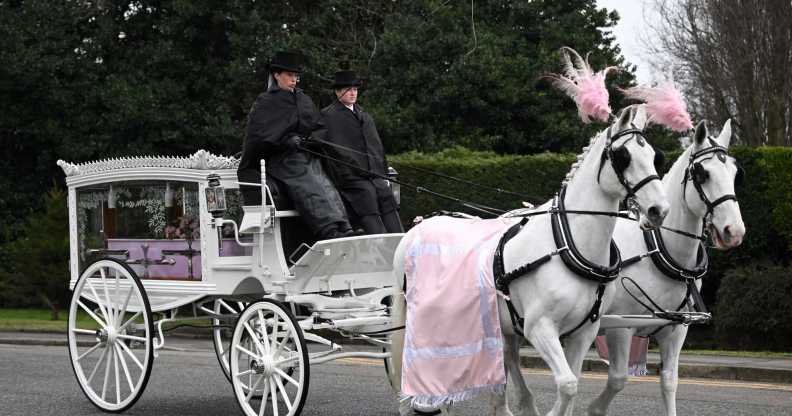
[320,101,397,217]
[237,86,348,234]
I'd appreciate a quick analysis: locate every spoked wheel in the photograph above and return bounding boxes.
[212,299,249,382]
[67,258,154,412]
[230,300,309,416]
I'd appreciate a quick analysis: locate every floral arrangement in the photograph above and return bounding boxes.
[165,215,200,247]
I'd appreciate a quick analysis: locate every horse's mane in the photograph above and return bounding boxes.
[562,131,601,186]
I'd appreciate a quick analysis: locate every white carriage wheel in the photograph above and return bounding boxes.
[212,298,248,383]
[67,258,154,413]
[230,300,309,416]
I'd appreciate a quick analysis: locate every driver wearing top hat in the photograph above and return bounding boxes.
[237,51,356,240]
[319,66,403,234]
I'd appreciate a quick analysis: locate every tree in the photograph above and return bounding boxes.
[648,0,792,146]
[0,0,636,237]
[346,0,638,154]
[0,187,70,320]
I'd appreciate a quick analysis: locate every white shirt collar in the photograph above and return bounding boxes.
[344,103,355,112]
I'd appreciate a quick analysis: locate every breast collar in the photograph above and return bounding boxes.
[551,185,622,283]
[642,228,709,281]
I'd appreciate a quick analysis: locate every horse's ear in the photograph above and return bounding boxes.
[693,120,708,146]
[632,104,648,129]
[716,119,733,148]
[616,106,633,130]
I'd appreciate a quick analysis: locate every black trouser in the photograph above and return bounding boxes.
[338,178,403,234]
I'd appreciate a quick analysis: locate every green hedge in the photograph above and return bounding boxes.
[391,146,792,351]
[714,261,792,350]
[390,146,575,221]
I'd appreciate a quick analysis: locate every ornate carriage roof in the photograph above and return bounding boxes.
[57,150,239,177]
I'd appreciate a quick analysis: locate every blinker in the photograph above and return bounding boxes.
[735,163,745,187]
[691,162,709,184]
[654,149,666,173]
[611,146,631,174]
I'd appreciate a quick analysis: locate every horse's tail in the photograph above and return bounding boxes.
[387,234,409,394]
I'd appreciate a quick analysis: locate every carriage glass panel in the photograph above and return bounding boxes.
[76,180,204,280]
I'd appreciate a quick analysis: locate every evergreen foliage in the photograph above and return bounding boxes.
[0,0,635,238]
[0,187,70,320]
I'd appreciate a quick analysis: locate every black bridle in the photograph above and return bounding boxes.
[597,127,663,205]
[682,137,743,238]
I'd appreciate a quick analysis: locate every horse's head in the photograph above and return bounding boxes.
[683,119,745,249]
[598,105,669,228]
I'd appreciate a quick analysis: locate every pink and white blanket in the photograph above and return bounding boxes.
[401,215,517,408]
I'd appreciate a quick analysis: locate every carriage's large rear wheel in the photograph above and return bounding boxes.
[212,298,248,382]
[230,300,309,416]
[67,258,154,412]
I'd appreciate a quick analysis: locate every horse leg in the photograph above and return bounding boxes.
[587,329,632,416]
[526,317,578,416]
[506,333,540,416]
[654,325,688,416]
[489,333,540,416]
[559,324,599,416]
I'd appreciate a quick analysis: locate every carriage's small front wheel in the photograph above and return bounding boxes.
[67,258,154,413]
[230,300,309,416]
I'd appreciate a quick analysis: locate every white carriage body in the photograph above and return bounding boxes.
[59,150,402,314]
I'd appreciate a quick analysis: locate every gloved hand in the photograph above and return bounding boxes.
[299,136,322,152]
[284,135,303,152]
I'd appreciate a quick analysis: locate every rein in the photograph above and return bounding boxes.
[307,136,542,204]
[297,145,507,217]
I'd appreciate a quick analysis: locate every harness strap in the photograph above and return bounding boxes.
[643,228,709,281]
[492,185,622,340]
[560,283,606,339]
[647,284,693,338]
[630,174,661,195]
[552,187,622,283]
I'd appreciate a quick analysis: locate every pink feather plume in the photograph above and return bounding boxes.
[622,83,693,132]
[547,47,617,123]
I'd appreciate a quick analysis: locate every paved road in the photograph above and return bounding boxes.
[0,343,790,416]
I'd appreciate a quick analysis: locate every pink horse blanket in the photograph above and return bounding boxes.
[401,216,517,408]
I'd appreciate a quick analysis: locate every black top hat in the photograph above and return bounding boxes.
[332,70,363,89]
[269,51,305,73]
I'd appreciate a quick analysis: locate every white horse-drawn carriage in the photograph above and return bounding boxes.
[58,151,402,415]
[58,49,745,416]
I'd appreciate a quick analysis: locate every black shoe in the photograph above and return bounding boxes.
[352,228,366,236]
[318,228,344,240]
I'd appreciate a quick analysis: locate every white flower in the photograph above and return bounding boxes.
[118,32,126,39]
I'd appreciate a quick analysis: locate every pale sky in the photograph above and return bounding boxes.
[596,0,659,84]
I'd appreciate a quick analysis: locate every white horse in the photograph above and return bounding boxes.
[587,119,745,416]
[390,104,670,416]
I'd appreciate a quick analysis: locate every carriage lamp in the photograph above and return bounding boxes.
[205,173,226,219]
[387,167,400,208]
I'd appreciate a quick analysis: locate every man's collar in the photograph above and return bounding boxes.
[267,83,300,94]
